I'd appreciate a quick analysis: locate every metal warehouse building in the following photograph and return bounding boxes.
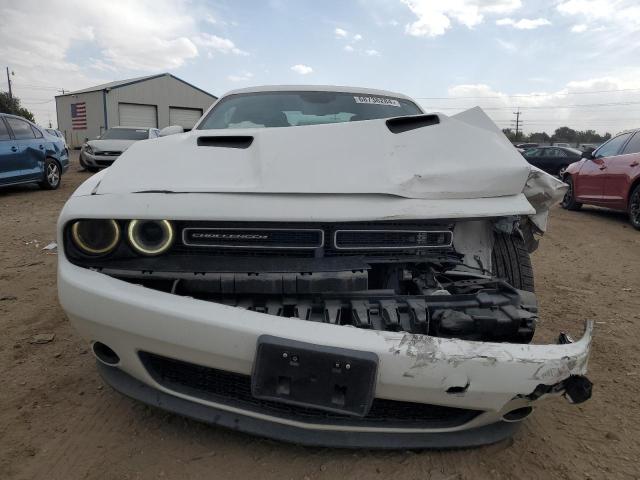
[55,73,216,148]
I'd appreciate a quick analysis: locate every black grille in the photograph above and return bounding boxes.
[183,228,323,249]
[176,221,453,259]
[139,352,481,429]
[95,160,115,167]
[335,230,452,250]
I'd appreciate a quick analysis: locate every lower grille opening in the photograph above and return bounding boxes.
[139,352,482,429]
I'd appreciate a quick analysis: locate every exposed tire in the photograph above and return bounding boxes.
[629,184,640,230]
[557,165,568,178]
[491,232,535,292]
[560,176,582,211]
[86,166,99,173]
[38,158,61,190]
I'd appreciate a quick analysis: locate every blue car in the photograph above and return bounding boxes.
[0,113,69,190]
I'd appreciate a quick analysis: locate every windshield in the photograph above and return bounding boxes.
[100,128,149,140]
[197,91,423,130]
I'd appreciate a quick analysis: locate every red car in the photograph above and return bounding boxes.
[562,129,640,229]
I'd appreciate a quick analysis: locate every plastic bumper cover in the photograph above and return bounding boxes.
[59,261,593,447]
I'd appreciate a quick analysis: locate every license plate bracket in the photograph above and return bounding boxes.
[251,335,378,417]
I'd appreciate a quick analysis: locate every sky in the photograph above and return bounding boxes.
[1,0,640,134]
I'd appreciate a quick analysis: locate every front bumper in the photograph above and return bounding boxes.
[59,259,592,447]
[80,151,120,168]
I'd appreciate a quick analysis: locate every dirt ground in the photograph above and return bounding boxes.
[1,152,639,480]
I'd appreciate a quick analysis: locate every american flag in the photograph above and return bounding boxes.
[71,102,87,130]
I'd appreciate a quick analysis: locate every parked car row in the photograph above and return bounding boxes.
[561,128,640,229]
[521,146,583,177]
[0,113,69,189]
[79,127,160,172]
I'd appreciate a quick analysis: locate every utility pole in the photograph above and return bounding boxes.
[6,67,13,98]
[512,108,522,141]
[58,88,67,95]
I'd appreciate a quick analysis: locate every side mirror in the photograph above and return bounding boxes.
[159,125,184,137]
[581,150,594,160]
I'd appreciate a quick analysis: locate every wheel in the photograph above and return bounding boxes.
[86,166,99,173]
[560,176,582,211]
[39,158,61,190]
[491,232,535,292]
[629,184,640,230]
[557,165,567,178]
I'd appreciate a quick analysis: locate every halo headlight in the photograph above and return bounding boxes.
[127,220,174,256]
[71,219,120,255]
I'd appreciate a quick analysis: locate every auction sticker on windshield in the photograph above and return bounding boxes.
[353,96,401,107]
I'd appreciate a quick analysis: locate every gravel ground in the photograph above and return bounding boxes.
[1,152,639,480]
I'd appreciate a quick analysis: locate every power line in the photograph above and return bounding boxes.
[415,87,640,100]
[15,83,62,91]
[20,99,55,105]
[426,100,640,111]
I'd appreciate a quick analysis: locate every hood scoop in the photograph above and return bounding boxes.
[197,136,254,149]
[386,114,440,133]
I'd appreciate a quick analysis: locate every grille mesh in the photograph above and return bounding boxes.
[139,352,481,428]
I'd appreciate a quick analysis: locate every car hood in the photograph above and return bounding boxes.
[94,107,558,203]
[87,139,138,152]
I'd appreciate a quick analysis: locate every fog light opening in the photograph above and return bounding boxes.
[503,406,533,422]
[92,341,120,366]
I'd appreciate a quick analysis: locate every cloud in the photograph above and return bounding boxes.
[557,0,640,28]
[0,0,251,124]
[365,49,380,56]
[193,33,248,56]
[291,64,313,75]
[227,72,254,82]
[334,27,348,38]
[0,1,247,71]
[571,24,588,33]
[441,73,640,134]
[401,0,522,37]
[344,45,355,52]
[334,28,363,42]
[496,17,551,29]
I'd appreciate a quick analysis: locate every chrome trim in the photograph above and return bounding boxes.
[182,228,325,249]
[333,229,453,250]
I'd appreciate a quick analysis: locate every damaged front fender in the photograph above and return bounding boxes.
[380,320,593,412]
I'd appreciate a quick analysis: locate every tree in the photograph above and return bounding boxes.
[529,132,550,144]
[502,128,516,142]
[0,91,36,122]
[551,127,577,144]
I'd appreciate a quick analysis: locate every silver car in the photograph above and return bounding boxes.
[80,127,160,172]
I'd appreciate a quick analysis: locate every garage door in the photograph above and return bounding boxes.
[118,103,158,128]
[169,107,203,130]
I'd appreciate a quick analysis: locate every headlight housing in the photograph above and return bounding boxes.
[127,220,174,256]
[71,219,120,255]
[83,144,93,155]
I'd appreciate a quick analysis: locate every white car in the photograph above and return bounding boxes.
[80,126,160,172]
[58,86,592,448]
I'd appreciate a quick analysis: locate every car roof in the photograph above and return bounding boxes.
[222,84,416,102]
[0,112,32,121]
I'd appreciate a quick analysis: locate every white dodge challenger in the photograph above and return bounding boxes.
[58,86,592,448]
